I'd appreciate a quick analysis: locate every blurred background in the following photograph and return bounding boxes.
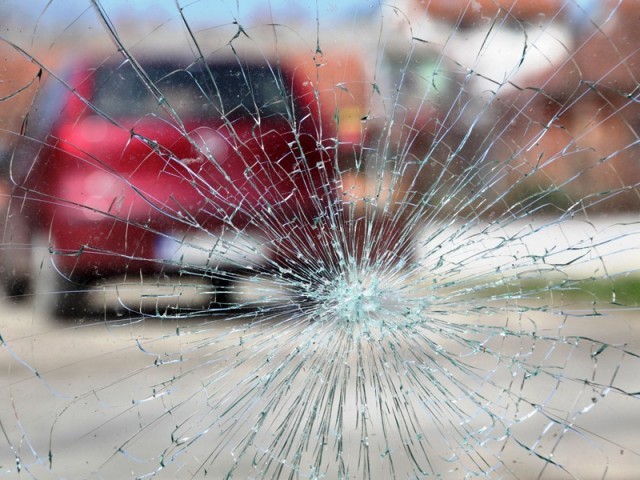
[2,0,638,211]
[1,1,639,479]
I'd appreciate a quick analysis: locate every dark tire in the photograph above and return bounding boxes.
[0,206,34,302]
[51,274,94,320]
[4,275,33,301]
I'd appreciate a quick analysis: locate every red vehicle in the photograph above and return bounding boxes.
[3,54,337,316]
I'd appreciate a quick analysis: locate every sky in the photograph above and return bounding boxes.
[7,0,381,31]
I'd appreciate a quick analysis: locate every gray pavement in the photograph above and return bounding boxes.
[1,215,640,479]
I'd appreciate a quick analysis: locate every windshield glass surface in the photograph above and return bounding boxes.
[0,1,639,479]
[92,62,290,119]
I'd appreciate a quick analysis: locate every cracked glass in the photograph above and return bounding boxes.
[1,1,639,478]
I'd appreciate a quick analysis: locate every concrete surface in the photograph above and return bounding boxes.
[1,215,639,479]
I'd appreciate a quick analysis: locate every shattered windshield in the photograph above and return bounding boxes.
[1,1,639,479]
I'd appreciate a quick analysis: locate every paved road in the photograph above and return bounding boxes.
[1,216,639,478]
